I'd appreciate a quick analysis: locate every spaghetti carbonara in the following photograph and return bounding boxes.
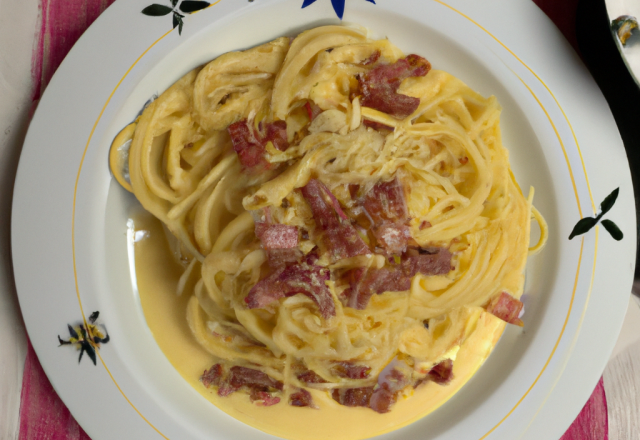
[111,25,546,415]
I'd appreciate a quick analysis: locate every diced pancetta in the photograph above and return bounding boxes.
[373,222,412,255]
[363,119,394,131]
[228,120,269,171]
[363,178,408,222]
[228,119,290,171]
[401,249,453,277]
[362,50,381,66]
[258,224,299,250]
[344,247,453,310]
[254,209,301,268]
[201,364,283,401]
[265,248,303,269]
[332,362,371,379]
[359,54,431,119]
[369,368,410,414]
[345,267,409,310]
[301,179,370,263]
[245,254,335,319]
[305,101,323,121]
[486,292,524,327]
[201,364,224,388]
[250,389,281,407]
[332,368,411,413]
[425,359,454,385]
[331,387,374,407]
[362,178,412,254]
[289,389,315,408]
[264,120,289,151]
[297,370,327,384]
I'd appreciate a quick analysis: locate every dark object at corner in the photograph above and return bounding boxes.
[576,0,640,277]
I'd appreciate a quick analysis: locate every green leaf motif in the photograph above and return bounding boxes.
[141,4,173,16]
[179,0,210,13]
[173,12,184,34]
[599,187,619,217]
[601,219,624,241]
[569,187,623,241]
[569,216,598,239]
[171,0,179,6]
[84,343,97,366]
[67,324,78,339]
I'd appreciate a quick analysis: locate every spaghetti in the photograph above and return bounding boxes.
[111,25,547,415]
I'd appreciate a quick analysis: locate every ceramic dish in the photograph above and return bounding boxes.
[12,0,635,439]
[605,0,640,87]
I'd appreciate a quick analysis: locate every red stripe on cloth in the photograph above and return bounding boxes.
[21,0,115,437]
[560,377,609,440]
[19,339,91,440]
[31,0,115,100]
[20,1,607,439]
[532,0,580,52]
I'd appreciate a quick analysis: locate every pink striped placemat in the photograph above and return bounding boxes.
[18,0,607,438]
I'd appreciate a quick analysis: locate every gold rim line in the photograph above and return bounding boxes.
[479,237,585,440]
[69,3,594,439]
[72,28,173,439]
[522,225,599,435]
[96,351,170,439]
[432,0,595,215]
[427,1,595,438]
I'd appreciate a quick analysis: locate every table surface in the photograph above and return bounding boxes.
[1,0,639,439]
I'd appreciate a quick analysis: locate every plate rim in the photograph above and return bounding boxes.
[11,0,635,439]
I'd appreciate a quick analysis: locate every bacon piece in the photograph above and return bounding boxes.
[229,366,284,391]
[289,389,315,408]
[345,267,409,310]
[363,178,411,254]
[305,101,323,121]
[486,292,524,326]
[202,364,284,400]
[363,119,394,131]
[250,389,281,407]
[258,224,299,250]
[228,119,290,171]
[369,369,410,414]
[364,178,408,223]
[331,387,374,407]
[254,209,301,268]
[217,383,236,397]
[425,359,454,385]
[348,184,360,199]
[265,248,303,268]
[361,50,381,66]
[228,120,269,170]
[419,220,432,230]
[369,385,394,413]
[201,364,224,388]
[332,362,371,379]
[245,254,335,319]
[265,120,289,151]
[301,179,370,263]
[359,54,431,119]
[331,369,411,413]
[345,247,453,310]
[297,370,327,384]
[401,249,453,277]
[374,222,412,255]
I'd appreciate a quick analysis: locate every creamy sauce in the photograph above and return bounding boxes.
[133,211,506,440]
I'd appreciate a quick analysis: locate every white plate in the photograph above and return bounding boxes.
[605,0,640,87]
[11,0,636,439]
